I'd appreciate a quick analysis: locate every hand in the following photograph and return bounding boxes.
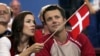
[18,43,44,56]
[84,0,96,14]
[31,43,44,53]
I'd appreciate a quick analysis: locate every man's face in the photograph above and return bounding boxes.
[44,9,65,33]
[11,3,20,16]
[0,5,10,24]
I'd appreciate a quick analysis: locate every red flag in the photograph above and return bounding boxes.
[68,3,89,39]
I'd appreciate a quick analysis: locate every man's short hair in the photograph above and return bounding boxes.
[0,3,11,16]
[41,4,66,23]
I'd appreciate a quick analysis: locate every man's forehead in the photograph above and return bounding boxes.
[0,5,8,10]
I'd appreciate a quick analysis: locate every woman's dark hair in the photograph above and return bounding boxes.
[11,11,35,54]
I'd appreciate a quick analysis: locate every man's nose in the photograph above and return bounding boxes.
[0,11,4,15]
[52,18,57,24]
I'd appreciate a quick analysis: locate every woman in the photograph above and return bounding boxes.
[10,11,44,56]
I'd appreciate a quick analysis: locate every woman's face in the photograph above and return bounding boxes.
[23,14,35,37]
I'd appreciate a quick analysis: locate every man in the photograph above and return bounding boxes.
[0,3,11,56]
[10,0,21,17]
[8,0,21,31]
[36,4,95,56]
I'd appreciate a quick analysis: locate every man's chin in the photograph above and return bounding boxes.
[50,30,56,33]
[0,18,7,23]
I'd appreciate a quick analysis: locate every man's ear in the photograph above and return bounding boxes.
[10,8,13,17]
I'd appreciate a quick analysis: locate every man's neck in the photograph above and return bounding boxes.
[54,29,68,43]
[0,25,7,34]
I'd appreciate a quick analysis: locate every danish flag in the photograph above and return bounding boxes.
[68,3,90,39]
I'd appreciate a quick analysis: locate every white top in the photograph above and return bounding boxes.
[0,36,11,56]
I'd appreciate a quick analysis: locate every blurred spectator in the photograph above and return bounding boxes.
[8,0,21,31]
[85,0,100,47]
[10,0,21,17]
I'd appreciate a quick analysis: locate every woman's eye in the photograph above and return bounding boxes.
[26,20,30,23]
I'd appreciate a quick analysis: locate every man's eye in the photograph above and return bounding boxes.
[0,10,9,14]
[47,18,52,21]
[55,16,60,19]
[26,20,30,23]
[4,11,9,14]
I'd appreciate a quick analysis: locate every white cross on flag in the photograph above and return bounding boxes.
[68,3,90,39]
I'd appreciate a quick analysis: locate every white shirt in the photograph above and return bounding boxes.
[0,36,11,56]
